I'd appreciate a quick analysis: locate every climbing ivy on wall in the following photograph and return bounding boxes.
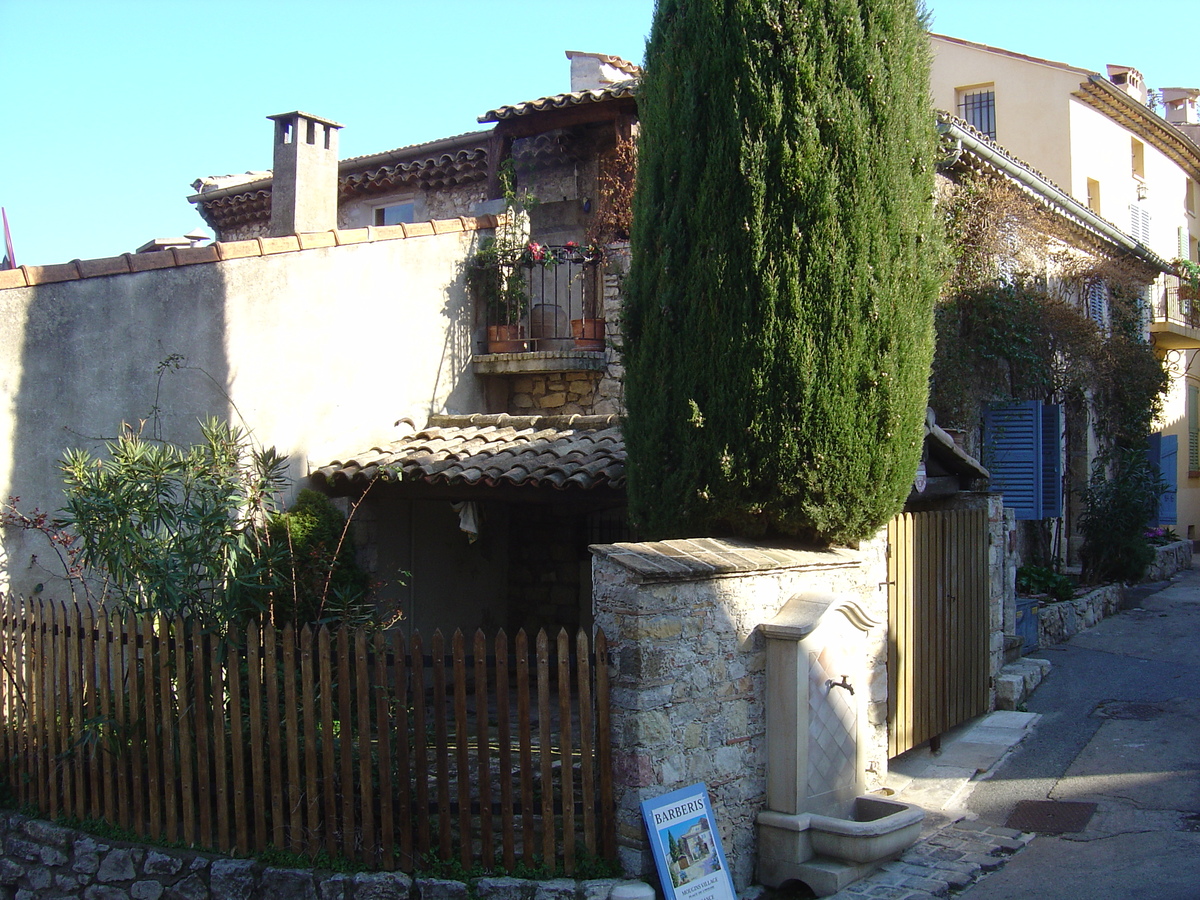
[930,174,1167,451]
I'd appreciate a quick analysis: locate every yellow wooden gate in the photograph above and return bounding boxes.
[887,508,989,758]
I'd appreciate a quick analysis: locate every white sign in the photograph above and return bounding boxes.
[641,784,736,900]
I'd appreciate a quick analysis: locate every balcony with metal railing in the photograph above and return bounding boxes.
[472,242,610,375]
[1149,282,1200,350]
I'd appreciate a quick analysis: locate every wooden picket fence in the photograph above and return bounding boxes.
[0,599,615,874]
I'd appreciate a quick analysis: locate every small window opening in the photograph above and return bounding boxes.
[279,120,293,145]
[1087,178,1101,214]
[958,87,996,140]
[306,119,317,145]
[375,202,415,226]
[1132,138,1145,179]
[324,125,332,150]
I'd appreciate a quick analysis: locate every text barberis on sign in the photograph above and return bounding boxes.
[641,784,735,900]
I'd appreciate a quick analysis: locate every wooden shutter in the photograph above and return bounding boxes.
[1159,434,1178,525]
[1189,386,1200,475]
[982,401,1062,520]
[1040,403,1063,518]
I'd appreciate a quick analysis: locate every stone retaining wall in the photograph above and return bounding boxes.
[1143,540,1192,582]
[1037,584,1124,647]
[1036,542,1192,648]
[0,811,628,900]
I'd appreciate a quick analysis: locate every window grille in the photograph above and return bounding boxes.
[959,89,996,139]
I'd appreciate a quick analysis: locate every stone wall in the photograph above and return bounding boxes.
[1143,540,1193,582]
[1037,583,1123,646]
[0,811,630,900]
[590,536,890,890]
[1035,542,1191,647]
[503,246,626,418]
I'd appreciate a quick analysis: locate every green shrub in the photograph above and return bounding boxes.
[1016,564,1076,602]
[52,418,374,630]
[623,0,942,545]
[266,489,371,627]
[1079,448,1166,584]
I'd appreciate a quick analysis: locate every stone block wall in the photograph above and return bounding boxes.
[1143,540,1192,582]
[1037,583,1124,646]
[503,245,626,418]
[590,536,889,890]
[0,811,631,900]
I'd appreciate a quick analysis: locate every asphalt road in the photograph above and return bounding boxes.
[958,569,1200,899]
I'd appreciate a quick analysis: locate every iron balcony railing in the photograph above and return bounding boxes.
[1155,285,1200,330]
[477,243,606,353]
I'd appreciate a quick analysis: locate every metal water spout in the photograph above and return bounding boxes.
[827,674,855,695]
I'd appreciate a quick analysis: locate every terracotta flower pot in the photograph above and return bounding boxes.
[487,324,527,353]
[571,318,605,350]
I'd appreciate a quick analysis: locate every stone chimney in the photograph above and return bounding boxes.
[1162,87,1200,125]
[1106,65,1148,106]
[267,111,343,236]
[565,50,641,92]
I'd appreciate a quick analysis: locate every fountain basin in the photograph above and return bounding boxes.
[807,796,924,864]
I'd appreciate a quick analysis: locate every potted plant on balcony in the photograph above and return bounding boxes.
[1178,258,1200,301]
[567,242,607,350]
[468,238,528,352]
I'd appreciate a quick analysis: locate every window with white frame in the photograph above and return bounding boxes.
[1131,138,1146,180]
[957,86,996,140]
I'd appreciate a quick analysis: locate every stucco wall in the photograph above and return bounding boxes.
[929,35,1085,190]
[590,537,890,889]
[0,225,488,598]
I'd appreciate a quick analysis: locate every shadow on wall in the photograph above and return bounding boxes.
[2,263,233,600]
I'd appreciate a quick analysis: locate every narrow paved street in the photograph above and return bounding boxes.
[958,568,1200,898]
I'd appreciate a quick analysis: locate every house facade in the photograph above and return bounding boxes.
[930,33,1200,548]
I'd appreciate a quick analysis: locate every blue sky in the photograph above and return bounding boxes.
[2,0,1196,267]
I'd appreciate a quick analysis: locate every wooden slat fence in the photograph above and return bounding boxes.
[0,600,615,873]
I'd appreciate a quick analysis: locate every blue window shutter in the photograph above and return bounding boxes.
[1159,434,1178,525]
[1148,433,1161,526]
[983,401,1042,519]
[1041,404,1063,518]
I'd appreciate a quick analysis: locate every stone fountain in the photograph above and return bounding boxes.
[757,592,924,896]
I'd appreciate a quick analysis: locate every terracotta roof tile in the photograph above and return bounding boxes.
[313,414,625,493]
[479,80,638,123]
[258,235,301,255]
[171,245,221,266]
[214,239,262,260]
[77,256,132,278]
[126,253,176,273]
[0,216,495,293]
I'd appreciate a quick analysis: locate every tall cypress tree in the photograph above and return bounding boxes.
[623,0,942,545]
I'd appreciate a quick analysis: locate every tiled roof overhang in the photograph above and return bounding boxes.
[480,81,638,124]
[1072,76,1200,182]
[938,112,1169,274]
[312,414,625,494]
[190,131,493,232]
